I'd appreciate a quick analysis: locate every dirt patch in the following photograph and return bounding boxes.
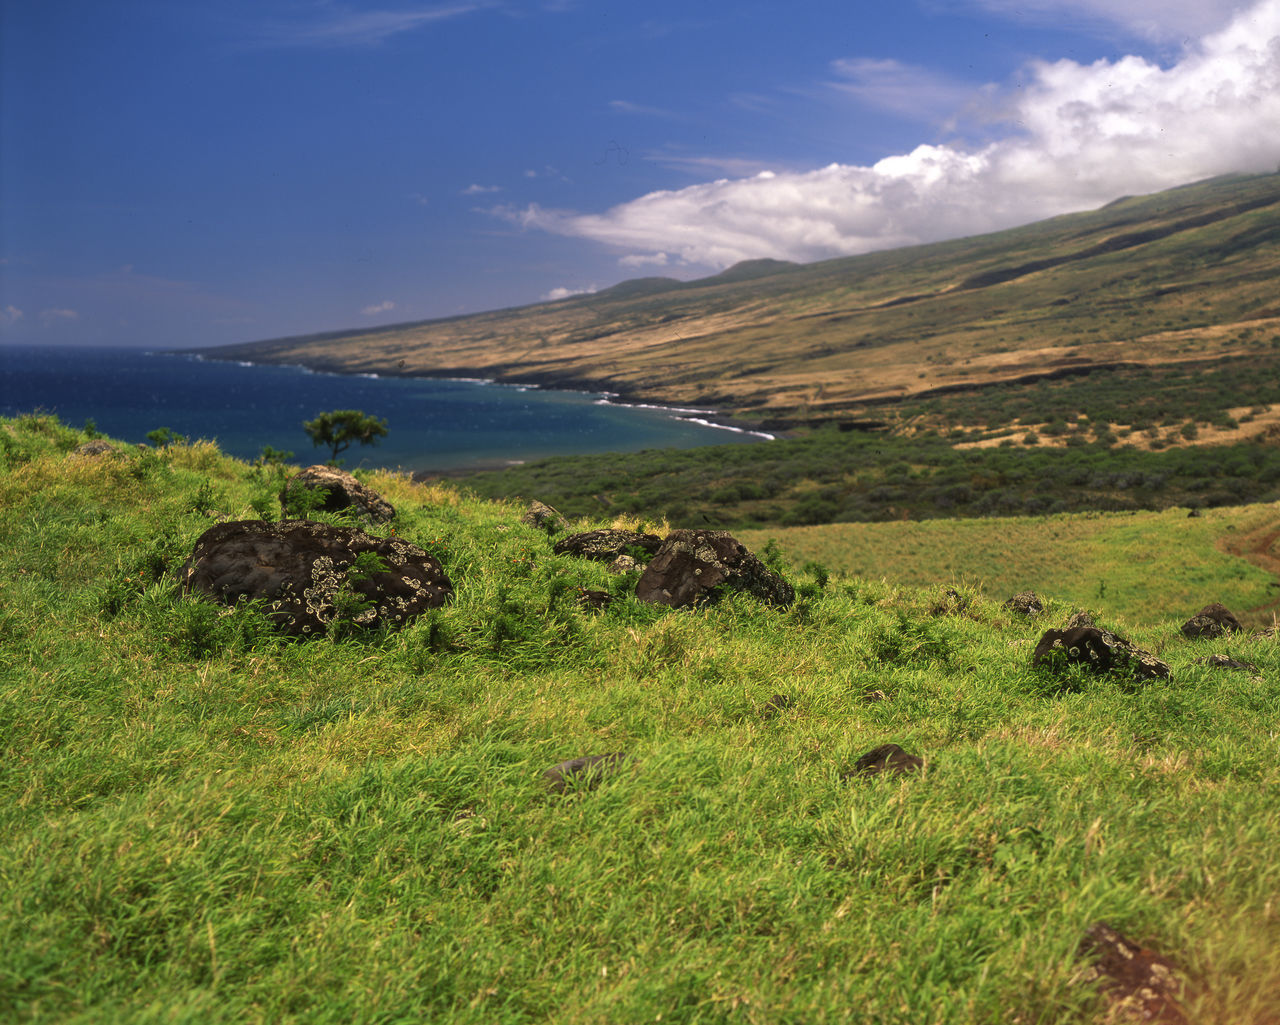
[1218,519,1280,624]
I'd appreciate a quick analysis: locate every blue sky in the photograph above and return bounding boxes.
[2,0,1278,349]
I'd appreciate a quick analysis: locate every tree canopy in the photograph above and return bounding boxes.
[302,409,388,462]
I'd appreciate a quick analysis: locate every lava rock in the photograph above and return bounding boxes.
[575,588,613,612]
[842,743,923,781]
[1077,922,1190,1025]
[521,500,570,535]
[760,693,793,718]
[72,439,118,457]
[635,530,794,609]
[180,519,451,637]
[1002,591,1044,616]
[1179,602,1242,639]
[1194,653,1258,673]
[1032,626,1170,680]
[553,529,662,562]
[607,554,640,575]
[542,753,629,794]
[281,465,395,522]
[1065,610,1096,630]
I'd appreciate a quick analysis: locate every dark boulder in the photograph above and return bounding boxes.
[72,439,118,457]
[759,693,793,718]
[1032,626,1170,680]
[281,465,395,522]
[1002,591,1044,616]
[635,530,794,609]
[575,588,613,612]
[607,554,640,575]
[1179,602,1242,639]
[1077,923,1189,1025]
[842,743,923,781]
[180,519,451,637]
[542,752,629,794]
[553,528,662,562]
[521,500,570,535]
[1194,653,1258,673]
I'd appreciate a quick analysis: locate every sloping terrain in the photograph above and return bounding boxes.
[201,172,1280,422]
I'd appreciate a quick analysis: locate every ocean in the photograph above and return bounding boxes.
[0,345,769,472]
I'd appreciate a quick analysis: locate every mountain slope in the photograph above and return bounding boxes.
[201,172,1280,421]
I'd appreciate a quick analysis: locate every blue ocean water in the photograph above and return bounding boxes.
[0,345,767,472]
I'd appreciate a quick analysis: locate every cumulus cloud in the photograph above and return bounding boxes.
[504,0,1280,270]
[362,300,397,316]
[462,183,503,195]
[39,308,79,325]
[543,284,598,301]
[1,305,23,325]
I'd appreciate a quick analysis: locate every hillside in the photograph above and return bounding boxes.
[200,172,1280,424]
[2,414,1279,1023]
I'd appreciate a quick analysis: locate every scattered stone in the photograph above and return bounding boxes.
[521,500,570,535]
[1002,591,1044,616]
[1065,610,1096,630]
[1187,507,1202,518]
[1194,653,1258,673]
[1032,626,1170,680]
[72,439,117,457]
[607,554,640,575]
[575,588,613,612]
[180,519,451,637]
[842,743,923,781]
[760,693,793,718]
[553,529,662,562]
[635,529,795,609]
[542,752,629,794]
[862,689,889,703]
[929,587,970,616]
[1179,602,1242,639]
[1077,922,1190,1025]
[280,465,395,522]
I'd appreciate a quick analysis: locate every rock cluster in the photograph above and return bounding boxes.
[553,529,662,562]
[1002,591,1044,616]
[281,465,395,523]
[1077,922,1190,1025]
[635,529,794,609]
[1179,602,1242,639]
[180,519,451,636]
[1031,625,1170,680]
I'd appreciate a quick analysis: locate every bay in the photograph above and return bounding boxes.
[0,345,768,472]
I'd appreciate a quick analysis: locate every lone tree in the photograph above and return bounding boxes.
[302,409,388,463]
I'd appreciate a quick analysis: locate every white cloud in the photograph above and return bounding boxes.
[609,99,684,119]
[362,300,397,316]
[644,152,782,178]
[461,183,503,195]
[250,3,492,48]
[950,0,1247,42]
[39,308,79,325]
[543,284,598,301]
[827,57,978,122]
[618,252,670,268]
[505,0,1280,269]
[1,305,23,325]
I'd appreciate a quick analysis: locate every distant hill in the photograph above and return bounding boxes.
[199,172,1280,423]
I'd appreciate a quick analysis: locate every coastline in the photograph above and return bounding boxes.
[181,349,779,449]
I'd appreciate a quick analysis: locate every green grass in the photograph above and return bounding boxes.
[3,414,1279,1023]
[739,504,1280,628]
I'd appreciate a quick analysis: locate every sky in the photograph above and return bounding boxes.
[2,0,1278,350]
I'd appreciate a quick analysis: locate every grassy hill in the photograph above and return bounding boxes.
[3,414,1278,1023]
[199,172,1280,425]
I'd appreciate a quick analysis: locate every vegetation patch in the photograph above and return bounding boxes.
[2,415,1278,1023]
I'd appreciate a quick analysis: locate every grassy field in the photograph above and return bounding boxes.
[739,505,1280,629]
[3,414,1279,1024]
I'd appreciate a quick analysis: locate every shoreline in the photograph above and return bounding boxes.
[179,350,779,448]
